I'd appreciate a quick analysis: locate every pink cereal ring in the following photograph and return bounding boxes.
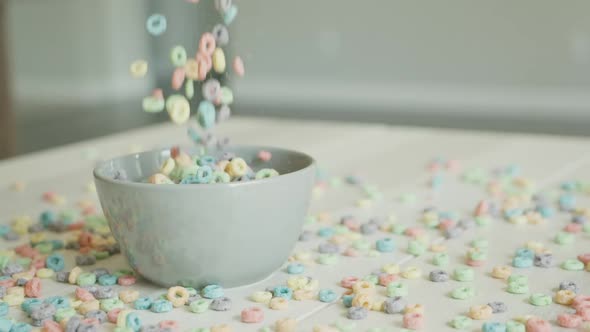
[340,276,359,289]
[107,308,122,323]
[564,223,582,233]
[257,150,272,162]
[32,256,46,269]
[171,68,186,90]
[199,32,216,56]
[24,277,41,298]
[0,278,16,288]
[578,253,590,264]
[403,312,424,330]
[446,159,461,172]
[526,317,551,332]
[117,275,137,286]
[466,259,485,267]
[438,219,455,231]
[43,320,63,332]
[405,227,424,237]
[241,307,264,323]
[76,287,95,302]
[342,218,360,231]
[474,200,489,216]
[81,318,99,325]
[158,320,180,330]
[233,56,245,77]
[557,313,582,328]
[196,52,213,71]
[577,305,590,321]
[572,295,590,308]
[152,89,164,99]
[378,273,398,287]
[343,248,360,257]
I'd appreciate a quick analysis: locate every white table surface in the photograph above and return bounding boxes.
[1,117,589,331]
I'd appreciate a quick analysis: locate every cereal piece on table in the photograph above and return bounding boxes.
[233,56,245,76]
[525,317,551,332]
[469,305,493,320]
[347,306,368,320]
[275,318,297,332]
[210,296,232,311]
[241,307,264,323]
[269,297,288,310]
[403,312,424,330]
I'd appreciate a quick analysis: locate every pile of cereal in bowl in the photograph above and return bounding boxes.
[147,147,278,184]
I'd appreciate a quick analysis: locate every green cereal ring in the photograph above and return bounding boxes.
[561,258,584,271]
[433,253,449,266]
[450,286,475,300]
[16,258,31,269]
[100,298,125,311]
[529,293,552,306]
[317,254,339,265]
[76,272,97,286]
[468,250,487,261]
[506,321,526,332]
[334,225,350,235]
[352,239,371,250]
[114,269,134,277]
[255,168,279,180]
[114,328,134,332]
[386,282,408,297]
[507,281,529,294]
[93,251,110,260]
[453,266,474,282]
[54,307,76,322]
[507,274,527,284]
[363,275,379,285]
[475,216,491,226]
[471,239,488,249]
[305,216,317,225]
[407,240,426,256]
[450,315,472,329]
[555,231,574,245]
[0,256,9,269]
[333,321,356,331]
[185,287,198,297]
[189,299,210,313]
[391,224,407,235]
[34,242,53,255]
[584,223,590,233]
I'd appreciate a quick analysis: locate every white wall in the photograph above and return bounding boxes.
[6,0,590,120]
[231,0,590,117]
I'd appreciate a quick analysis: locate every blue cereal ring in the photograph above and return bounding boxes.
[21,299,42,314]
[150,299,173,313]
[318,289,338,303]
[273,286,293,300]
[201,285,224,299]
[342,295,354,308]
[0,302,8,317]
[286,263,305,275]
[45,253,65,272]
[126,312,142,331]
[197,101,216,129]
[43,296,69,309]
[376,238,395,252]
[197,155,216,167]
[134,297,153,310]
[482,322,507,332]
[194,166,213,184]
[146,14,167,36]
[98,274,118,286]
[9,322,31,332]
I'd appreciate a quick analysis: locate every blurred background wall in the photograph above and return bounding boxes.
[2,0,590,159]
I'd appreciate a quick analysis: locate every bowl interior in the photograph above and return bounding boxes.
[94,145,314,184]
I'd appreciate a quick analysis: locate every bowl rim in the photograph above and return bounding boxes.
[93,145,316,190]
